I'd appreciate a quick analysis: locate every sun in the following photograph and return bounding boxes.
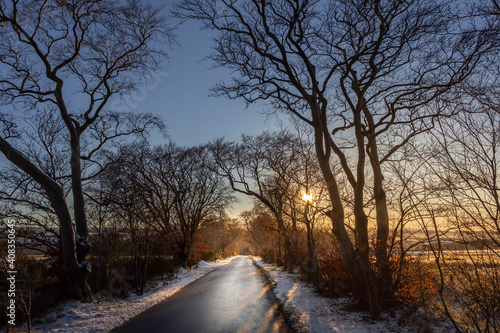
[302,192,313,202]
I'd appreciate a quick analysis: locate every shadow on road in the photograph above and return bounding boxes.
[112,256,291,333]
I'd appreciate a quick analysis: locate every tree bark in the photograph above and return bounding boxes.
[311,103,382,316]
[0,137,91,300]
[70,134,88,239]
[371,152,392,302]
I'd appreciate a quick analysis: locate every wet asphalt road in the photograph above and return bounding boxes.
[112,256,290,333]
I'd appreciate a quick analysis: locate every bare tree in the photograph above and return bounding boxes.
[240,207,284,263]
[201,214,242,255]
[421,108,500,332]
[431,112,500,250]
[0,0,172,299]
[210,131,317,271]
[176,0,488,315]
[159,144,234,266]
[0,108,69,258]
[105,142,235,268]
[93,141,157,295]
[285,126,331,283]
[0,110,164,247]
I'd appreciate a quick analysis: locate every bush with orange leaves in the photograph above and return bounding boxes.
[316,239,356,297]
[189,234,210,266]
[391,254,438,308]
[317,238,438,308]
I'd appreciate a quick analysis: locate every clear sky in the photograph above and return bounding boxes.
[127,6,284,147]
[119,3,290,216]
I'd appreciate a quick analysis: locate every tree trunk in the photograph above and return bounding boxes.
[179,232,195,267]
[48,189,92,301]
[310,114,382,316]
[369,141,393,303]
[304,219,319,285]
[140,232,150,295]
[70,134,88,239]
[0,137,91,300]
[276,216,298,272]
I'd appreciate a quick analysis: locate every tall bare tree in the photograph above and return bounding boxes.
[430,111,500,332]
[0,0,172,299]
[100,142,235,267]
[176,0,488,315]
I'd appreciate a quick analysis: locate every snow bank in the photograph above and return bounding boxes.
[253,258,451,333]
[16,257,235,333]
[195,260,210,268]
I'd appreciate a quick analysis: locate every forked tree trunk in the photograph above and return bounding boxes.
[312,120,384,317]
[48,189,92,301]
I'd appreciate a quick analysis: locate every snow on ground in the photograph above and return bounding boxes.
[253,257,452,333]
[13,257,235,333]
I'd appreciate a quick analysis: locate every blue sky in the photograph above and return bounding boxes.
[120,9,281,215]
[120,5,287,216]
[131,11,282,147]
[0,2,285,216]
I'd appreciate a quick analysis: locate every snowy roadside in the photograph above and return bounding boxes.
[252,257,452,333]
[13,257,235,333]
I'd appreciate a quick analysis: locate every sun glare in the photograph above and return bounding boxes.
[302,193,313,202]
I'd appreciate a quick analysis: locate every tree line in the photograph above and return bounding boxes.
[0,0,499,332]
[175,0,500,322]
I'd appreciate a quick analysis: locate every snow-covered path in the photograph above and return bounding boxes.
[113,256,289,333]
[15,257,235,333]
[10,255,453,333]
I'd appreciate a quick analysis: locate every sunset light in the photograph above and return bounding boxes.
[1,0,497,331]
[302,192,313,202]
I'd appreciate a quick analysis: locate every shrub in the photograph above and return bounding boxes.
[392,255,438,308]
[202,249,216,262]
[260,247,275,263]
[316,241,355,297]
[189,235,210,266]
[148,256,176,277]
[0,251,60,330]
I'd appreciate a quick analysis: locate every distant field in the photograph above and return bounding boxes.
[408,249,500,264]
